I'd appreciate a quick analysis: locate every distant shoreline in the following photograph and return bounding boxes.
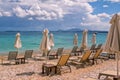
[0,30,108,33]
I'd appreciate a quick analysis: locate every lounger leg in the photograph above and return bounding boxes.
[100,58,103,63]
[42,65,44,74]
[98,73,101,79]
[66,64,71,72]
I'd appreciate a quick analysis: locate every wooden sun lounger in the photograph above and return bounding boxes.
[71,46,78,56]
[48,48,64,59]
[89,49,103,65]
[42,54,71,75]
[98,70,120,79]
[2,51,18,65]
[69,50,92,68]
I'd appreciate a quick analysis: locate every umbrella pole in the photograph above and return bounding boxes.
[117,53,119,78]
[45,51,48,64]
[17,48,19,53]
[114,52,120,80]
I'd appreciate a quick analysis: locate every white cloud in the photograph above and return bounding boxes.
[0,0,112,31]
[13,6,28,17]
[0,13,2,16]
[0,0,95,20]
[28,17,33,20]
[80,13,111,31]
[103,5,108,8]
[97,13,110,18]
[2,11,12,16]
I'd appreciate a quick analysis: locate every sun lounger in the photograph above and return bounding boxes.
[71,46,78,56]
[75,47,84,55]
[98,70,120,80]
[42,54,71,75]
[48,48,64,59]
[17,50,33,64]
[24,50,33,62]
[89,49,103,65]
[2,51,18,64]
[69,50,92,68]
[94,44,102,52]
[90,44,96,53]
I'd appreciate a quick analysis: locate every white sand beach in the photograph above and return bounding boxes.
[0,50,118,80]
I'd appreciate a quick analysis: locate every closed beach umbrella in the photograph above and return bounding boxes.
[104,14,120,78]
[73,33,78,45]
[81,29,88,49]
[91,33,96,44]
[49,33,54,48]
[40,28,51,56]
[14,33,22,51]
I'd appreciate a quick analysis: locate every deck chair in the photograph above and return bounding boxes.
[90,44,96,53]
[98,70,120,80]
[95,44,102,51]
[42,54,71,75]
[70,50,92,68]
[89,49,103,65]
[24,50,33,61]
[17,50,33,63]
[75,47,84,55]
[48,48,64,59]
[71,46,78,56]
[3,51,18,64]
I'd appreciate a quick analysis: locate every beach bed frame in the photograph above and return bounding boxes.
[98,70,120,80]
[70,46,78,56]
[16,50,33,64]
[2,51,18,64]
[42,54,71,75]
[69,50,92,68]
[48,48,64,59]
[89,49,103,65]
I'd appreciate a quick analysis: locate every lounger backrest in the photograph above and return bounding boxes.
[79,47,84,52]
[90,44,96,50]
[8,51,18,60]
[57,54,70,66]
[97,44,102,49]
[93,49,102,59]
[24,50,33,59]
[71,46,78,53]
[80,50,91,62]
[57,48,64,56]
[47,50,51,56]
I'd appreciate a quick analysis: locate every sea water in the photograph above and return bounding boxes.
[0,31,108,53]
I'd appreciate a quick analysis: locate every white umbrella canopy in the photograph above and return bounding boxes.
[81,29,88,49]
[91,33,96,45]
[14,33,22,51]
[73,33,78,45]
[104,14,120,52]
[49,33,54,48]
[104,14,120,78]
[40,29,51,56]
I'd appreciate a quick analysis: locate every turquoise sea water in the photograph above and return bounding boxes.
[0,31,108,53]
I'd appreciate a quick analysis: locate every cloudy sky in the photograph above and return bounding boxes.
[0,0,120,31]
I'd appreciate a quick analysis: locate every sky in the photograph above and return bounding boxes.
[0,0,120,31]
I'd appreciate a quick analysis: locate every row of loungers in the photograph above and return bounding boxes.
[0,50,33,65]
[41,45,116,79]
[0,45,115,79]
